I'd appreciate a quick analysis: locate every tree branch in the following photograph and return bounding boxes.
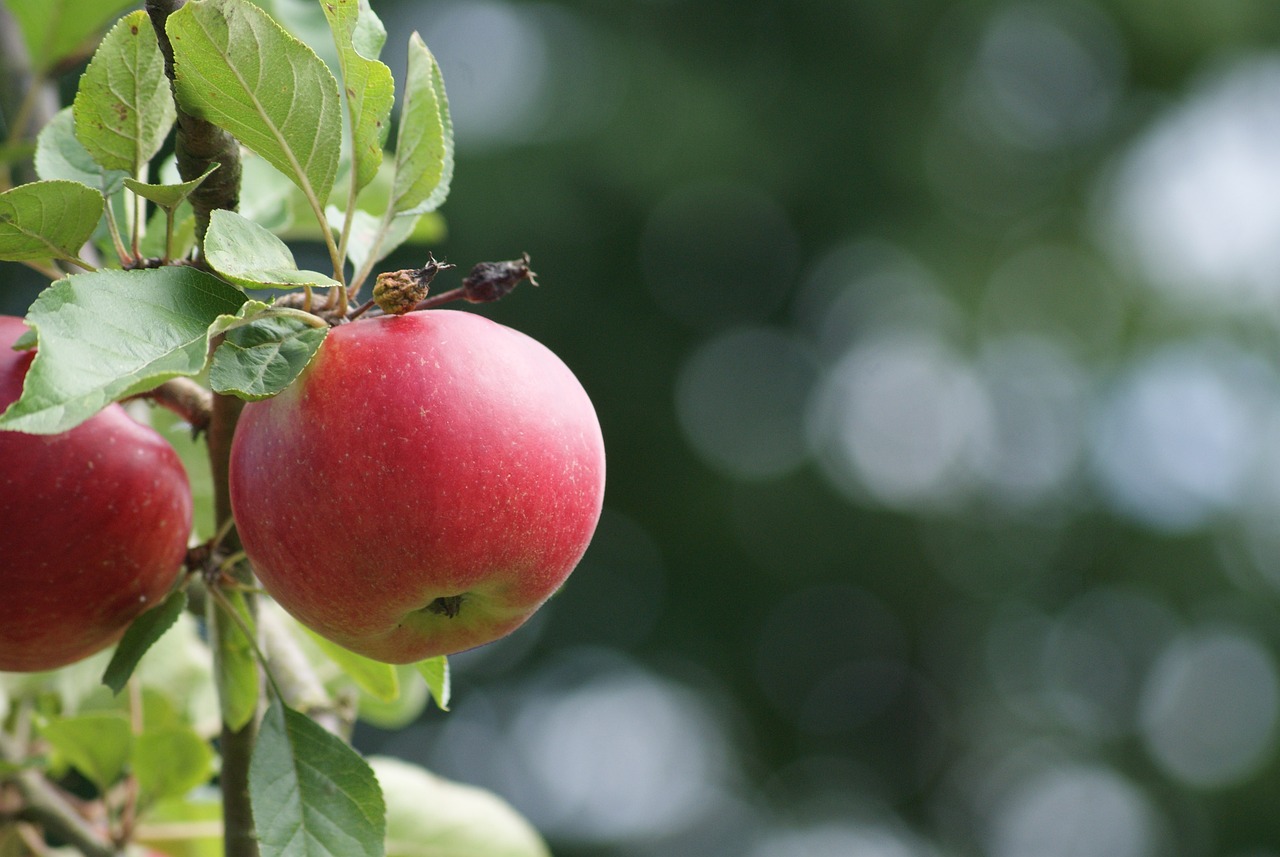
[130,377,214,434]
[145,0,242,244]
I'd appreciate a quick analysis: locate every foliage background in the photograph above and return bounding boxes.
[7,1,1280,855]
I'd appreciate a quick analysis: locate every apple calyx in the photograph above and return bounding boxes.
[372,253,454,315]
[425,595,464,618]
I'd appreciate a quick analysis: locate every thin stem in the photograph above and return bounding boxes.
[163,205,176,263]
[335,170,359,283]
[208,584,283,700]
[104,196,133,266]
[205,387,260,857]
[347,207,394,300]
[411,285,466,312]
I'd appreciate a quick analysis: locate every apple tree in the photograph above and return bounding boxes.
[0,1,605,855]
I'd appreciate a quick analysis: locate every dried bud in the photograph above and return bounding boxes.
[373,254,454,315]
[462,253,538,303]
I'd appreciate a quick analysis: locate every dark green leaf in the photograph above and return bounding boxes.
[40,712,132,793]
[34,108,130,196]
[0,268,247,434]
[134,725,216,802]
[321,0,394,195]
[72,10,176,174]
[390,33,453,216]
[414,656,450,712]
[0,180,102,263]
[204,209,339,288]
[103,590,189,695]
[250,698,386,857]
[209,314,328,401]
[168,0,342,210]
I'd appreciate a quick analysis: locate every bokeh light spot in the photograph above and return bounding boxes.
[675,326,818,481]
[1139,628,1279,789]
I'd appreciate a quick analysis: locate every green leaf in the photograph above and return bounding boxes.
[125,165,219,210]
[34,108,130,195]
[4,0,137,74]
[40,712,132,793]
[168,0,342,209]
[0,180,103,263]
[72,11,176,174]
[414,656,450,712]
[204,209,339,289]
[209,314,328,401]
[103,590,190,695]
[134,725,216,802]
[390,33,453,216]
[300,628,400,704]
[0,268,247,434]
[250,698,386,857]
[321,0,394,195]
[212,588,259,733]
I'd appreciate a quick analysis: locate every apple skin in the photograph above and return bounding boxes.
[0,316,192,673]
[229,309,605,663]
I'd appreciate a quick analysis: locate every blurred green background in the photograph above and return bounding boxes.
[11,1,1280,855]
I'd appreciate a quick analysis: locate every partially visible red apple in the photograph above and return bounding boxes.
[229,309,605,663]
[0,316,192,673]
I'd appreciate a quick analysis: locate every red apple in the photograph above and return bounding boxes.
[0,316,192,673]
[229,309,605,663]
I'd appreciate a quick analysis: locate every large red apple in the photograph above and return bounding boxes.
[228,309,605,663]
[0,316,192,672]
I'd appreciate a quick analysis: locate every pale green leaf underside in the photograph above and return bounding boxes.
[35,108,130,196]
[300,627,400,703]
[4,0,137,74]
[205,209,339,288]
[321,0,394,195]
[414,656,451,711]
[0,268,247,434]
[391,33,453,216]
[168,0,342,209]
[73,10,176,174]
[0,180,103,262]
[209,315,328,401]
[250,698,386,857]
[124,165,219,210]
